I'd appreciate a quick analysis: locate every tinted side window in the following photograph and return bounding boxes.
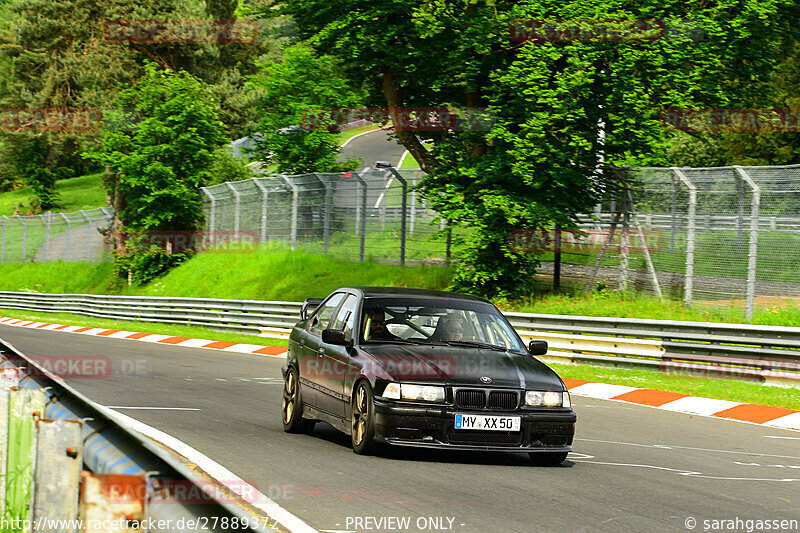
[308,293,345,337]
[330,295,358,341]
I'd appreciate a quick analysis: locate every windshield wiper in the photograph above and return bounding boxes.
[442,340,508,352]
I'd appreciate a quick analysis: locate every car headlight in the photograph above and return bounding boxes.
[525,390,569,407]
[381,383,445,403]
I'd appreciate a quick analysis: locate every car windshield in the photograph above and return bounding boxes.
[360,297,526,353]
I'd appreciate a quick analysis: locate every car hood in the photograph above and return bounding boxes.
[359,343,565,390]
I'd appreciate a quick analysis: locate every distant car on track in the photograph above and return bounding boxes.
[281,287,576,465]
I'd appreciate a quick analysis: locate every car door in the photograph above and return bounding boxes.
[316,294,358,419]
[301,292,345,409]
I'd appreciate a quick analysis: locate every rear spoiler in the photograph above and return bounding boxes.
[301,298,325,320]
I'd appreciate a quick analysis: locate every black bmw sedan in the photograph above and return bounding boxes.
[281,287,576,465]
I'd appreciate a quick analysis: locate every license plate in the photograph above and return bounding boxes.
[454,414,520,431]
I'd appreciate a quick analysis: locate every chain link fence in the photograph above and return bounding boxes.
[4,164,800,318]
[0,208,112,263]
[201,167,453,264]
[541,165,800,318]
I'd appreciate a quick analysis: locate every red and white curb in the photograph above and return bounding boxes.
[564,378,800,431]
[0,316,287,358]
[2,315,797,432]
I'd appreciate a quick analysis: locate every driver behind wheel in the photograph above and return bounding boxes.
[364,308,400,341]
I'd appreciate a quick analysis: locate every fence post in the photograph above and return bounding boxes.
[80,210,92,261]
[43,213,50,261]
[16,216,27,261]
[670,174,678,252]
[313,173,333,254]
[353,170,368,261]
[280,175,299,250]
[734,166,760,320]
[410,174,417,235]
[671,168,696,307]
[1,218,5,263]
[225,182,241,239]
[100,208,113,260]
[201,187,216,245]
[385,167,408,265]
[60,213,72,261]
[252,179,270,245]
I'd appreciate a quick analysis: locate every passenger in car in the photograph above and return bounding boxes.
[430,316,464,341]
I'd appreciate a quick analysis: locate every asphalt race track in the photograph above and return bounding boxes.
[2,323,799,533]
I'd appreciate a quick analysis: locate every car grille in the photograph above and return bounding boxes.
[487,391,518,410]
[446,427,523,446]
[455,389,486,409]
[454,388,519,410]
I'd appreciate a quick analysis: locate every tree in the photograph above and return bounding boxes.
[273,0,795,298]
[86,63,227,284]
[248,44,364,173]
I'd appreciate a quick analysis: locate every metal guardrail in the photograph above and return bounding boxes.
[0,338,291,532]
[1,291,798,385]
[0,292,300,334]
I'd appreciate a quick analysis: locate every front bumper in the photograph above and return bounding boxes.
[373,398,575,453]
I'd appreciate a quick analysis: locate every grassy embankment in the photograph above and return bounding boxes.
[0,245,798,410]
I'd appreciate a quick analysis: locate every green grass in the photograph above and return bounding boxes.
[132,242,453,301]
[0,246,798,409]
[549,362,800,411]
[336,123,383,146]
[0,308,288,347]
[0,172,106,216]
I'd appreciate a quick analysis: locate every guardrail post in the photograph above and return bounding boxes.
[281,175,299,250]
[60,213,72,261]
[252,178,270,245]
[225,182,241,239]
[735,166,761,320]
[671,168,696,308]
[353,169,367,260]
[80,210,92,261]
[385,167,408,265]
[313,173,333,253]
[201,187,216,244]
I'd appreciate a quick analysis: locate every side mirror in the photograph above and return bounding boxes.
[528,340,548,356]
[322,328,349,346]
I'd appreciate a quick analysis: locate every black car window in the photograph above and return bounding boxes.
[307,293,345,337]
[330,294,358,341]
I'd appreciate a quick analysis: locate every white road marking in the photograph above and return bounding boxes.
[576,438,800,459]
[104,407,319,533]
[765,435,800,440]
[105,406,201,411]
[570,459,800,481]
[340,126,382,148]
[397,150,410,168]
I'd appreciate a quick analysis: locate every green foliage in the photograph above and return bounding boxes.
[88,63,227,231]
[277,0,797,299]
[249,44,364,173]
[112,248,194,286]
[87,63,227,283]
[205,145,257,186]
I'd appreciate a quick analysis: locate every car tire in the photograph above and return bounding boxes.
[282,368,306,433]
[529,452,568,466]
[351,381,377,455]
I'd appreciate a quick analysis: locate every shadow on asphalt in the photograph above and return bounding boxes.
[308,421,575,468]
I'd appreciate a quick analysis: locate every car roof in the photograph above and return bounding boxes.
[347,286,492,304]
